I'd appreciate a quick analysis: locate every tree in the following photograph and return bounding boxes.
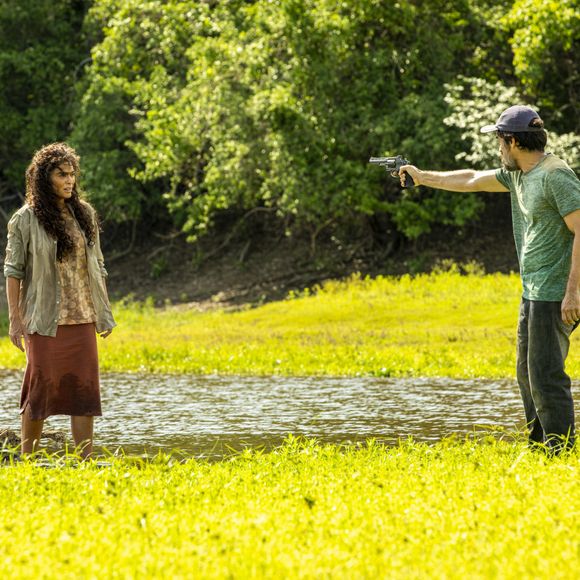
[76,0,499,243]
[445,76,580,172]
[501,0,580,133]
[0,0,90,207]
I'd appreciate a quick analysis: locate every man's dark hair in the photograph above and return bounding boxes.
[497,118,547,152]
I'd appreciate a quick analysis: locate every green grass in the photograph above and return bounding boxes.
[1,437,579,578]
[1,269,579,378]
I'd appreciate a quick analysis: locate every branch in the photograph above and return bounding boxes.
[310,217,335,255]
[107,219,138,262]
[201,207,276,262]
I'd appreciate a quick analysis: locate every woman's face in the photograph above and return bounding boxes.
[49,162,76,204]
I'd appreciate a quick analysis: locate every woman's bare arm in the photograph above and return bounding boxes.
[6,277,25,351]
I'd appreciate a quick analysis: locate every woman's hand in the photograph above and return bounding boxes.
[99,328,113,339]
[9,317,25,352]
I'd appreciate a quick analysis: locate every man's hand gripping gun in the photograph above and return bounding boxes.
[368,155,414,188]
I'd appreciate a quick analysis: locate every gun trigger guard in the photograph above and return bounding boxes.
[390,170,398,178]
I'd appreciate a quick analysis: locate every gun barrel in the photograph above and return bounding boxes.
[369,156,396,166]
[369,154,414,187]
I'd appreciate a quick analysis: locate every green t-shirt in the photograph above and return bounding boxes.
[496,153,580,301]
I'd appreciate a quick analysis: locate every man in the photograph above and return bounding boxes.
[399,105,580,451]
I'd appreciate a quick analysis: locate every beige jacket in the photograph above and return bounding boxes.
[3,203,116,337]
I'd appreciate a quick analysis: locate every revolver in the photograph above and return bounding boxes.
[369,155,415,188]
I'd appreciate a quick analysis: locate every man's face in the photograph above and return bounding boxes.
[498,136,519,171]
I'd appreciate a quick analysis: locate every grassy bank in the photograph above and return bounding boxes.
[2,270,579,377]
[1,438,579,578]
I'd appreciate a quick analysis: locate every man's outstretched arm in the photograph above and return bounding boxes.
[399,166,509,193]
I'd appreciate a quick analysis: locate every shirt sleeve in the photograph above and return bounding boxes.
[495,168,513,191]
[90,206,108,278]
[3,212,27,280]
[95,226,108,278]
[546,168,580,218]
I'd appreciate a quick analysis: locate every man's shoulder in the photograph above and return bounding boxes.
[542,154,576,176]
[542,155,580,196]
[539,155,580,213]
[495,167,521,190]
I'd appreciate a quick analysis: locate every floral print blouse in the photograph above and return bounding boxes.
[57,209,97,325]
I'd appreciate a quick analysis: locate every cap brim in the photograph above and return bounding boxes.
[480,124,498,133]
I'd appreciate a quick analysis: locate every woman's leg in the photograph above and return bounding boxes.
[71,416,94,458]
[21,411,44,454]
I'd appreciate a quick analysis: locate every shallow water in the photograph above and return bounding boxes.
[2,370,575,458]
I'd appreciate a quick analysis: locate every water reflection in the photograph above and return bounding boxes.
[1,370,571,458]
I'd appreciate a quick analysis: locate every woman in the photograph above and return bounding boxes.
[4,142,116,458]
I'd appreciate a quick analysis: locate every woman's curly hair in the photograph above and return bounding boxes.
[25,142,96,261]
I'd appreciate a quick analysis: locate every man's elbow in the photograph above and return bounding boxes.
[464,176,483,192]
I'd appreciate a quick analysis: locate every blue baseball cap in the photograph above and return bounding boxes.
[480,105,544,133]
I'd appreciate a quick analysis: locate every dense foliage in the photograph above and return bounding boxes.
[0,0,578,246]
[0,0,89,218]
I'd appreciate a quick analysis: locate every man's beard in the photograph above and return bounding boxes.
[502,157,519,171]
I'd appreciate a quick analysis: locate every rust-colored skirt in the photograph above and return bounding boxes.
[21,323,101,420]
